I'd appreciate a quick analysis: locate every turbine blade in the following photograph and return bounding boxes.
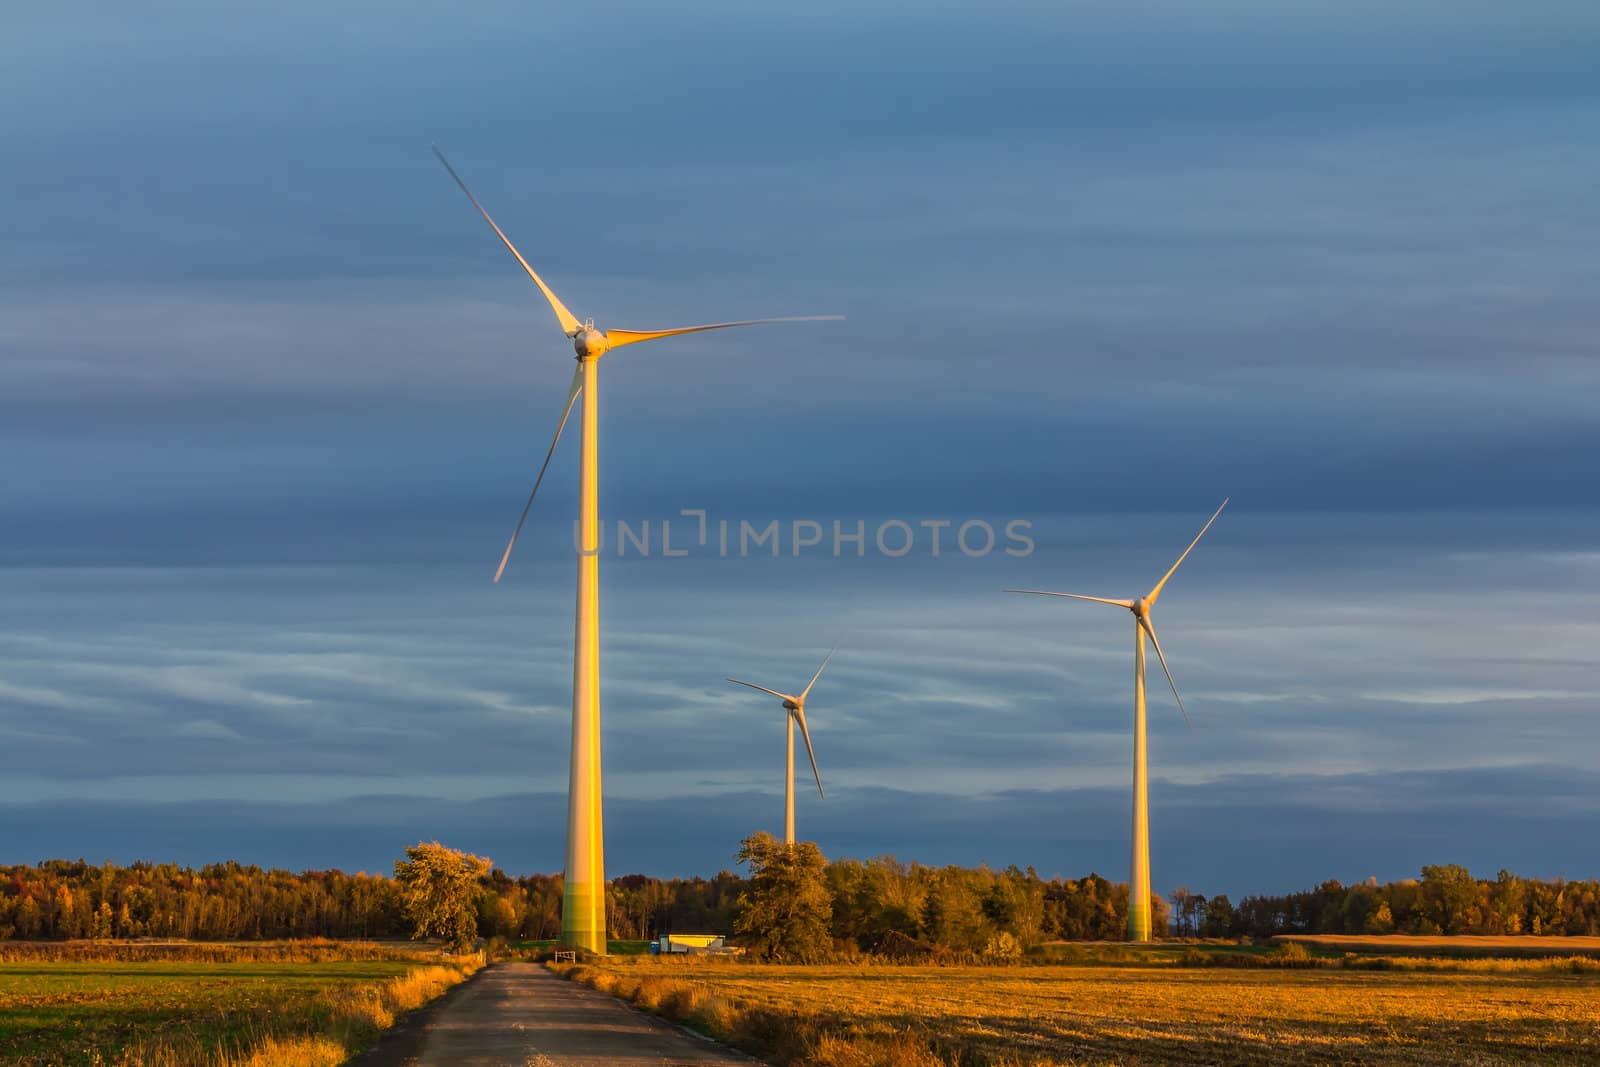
[794,708,824,799]
[726,678,795,703]
[433,146,583,337]
[799,646,836,702]
[604,315,843,350]
[1140,617,1191,729]
[1005,590,1135,609]
[494,366,583,583]
[1147,498,1229,605]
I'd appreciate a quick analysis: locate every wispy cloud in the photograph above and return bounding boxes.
[1,0,1598,878]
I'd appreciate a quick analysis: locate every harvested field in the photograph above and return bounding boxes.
[562,956,1600,1065]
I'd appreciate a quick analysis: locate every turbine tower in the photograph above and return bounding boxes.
[726,649,832,844]
[1008,499,1227,942]
[435,148,840,953]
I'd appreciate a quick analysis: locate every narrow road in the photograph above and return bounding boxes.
[352,962,757,1066]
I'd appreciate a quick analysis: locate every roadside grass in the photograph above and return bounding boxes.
[555,955,1600,1066]
[0,951,480,1066]
[506,939,651,956]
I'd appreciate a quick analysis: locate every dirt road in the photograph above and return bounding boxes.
[352,962,757,1066]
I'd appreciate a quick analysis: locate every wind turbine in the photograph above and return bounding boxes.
[1007,499,1227,942]
[726,649,833,845]
[435,148,840,953]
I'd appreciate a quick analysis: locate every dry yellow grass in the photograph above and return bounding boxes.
[565,958,1600,1066]
[105,1034,349,1067]
[226,1035,347,1066]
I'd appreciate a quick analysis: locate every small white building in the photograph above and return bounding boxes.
[650,933,728,954]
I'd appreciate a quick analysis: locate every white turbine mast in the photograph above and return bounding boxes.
[727,647,834,845]
[1007,498,1227,942]
[435,146,840,952]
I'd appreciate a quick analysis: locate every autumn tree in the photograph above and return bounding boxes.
[393,842,492,952]
[1169,886,1201,937]
[732,832,833,962]
[984,867,1046,949]
[1420,864,1480,934]
[1201,894,1235,937]
[922,868,989,951]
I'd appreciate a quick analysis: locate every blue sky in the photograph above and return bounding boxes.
[3,1,1599,896]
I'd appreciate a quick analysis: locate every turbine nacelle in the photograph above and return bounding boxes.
[573,326,609,360]
[726,646,835,801]
[1004,498,1229,732]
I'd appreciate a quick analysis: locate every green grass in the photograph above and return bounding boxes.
[1277,933,1600,959]
[1031,941,1286,965]
[606,940,652,956]
[0,960,416,1066]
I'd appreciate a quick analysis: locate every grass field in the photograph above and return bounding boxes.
[0,946,478,1066]
[0,939,438,964]
[563,956,1600,1066]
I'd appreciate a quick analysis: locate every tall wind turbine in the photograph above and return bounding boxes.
[726,649,833,844]
[435,148,840,953]
[1007,499,1227,942]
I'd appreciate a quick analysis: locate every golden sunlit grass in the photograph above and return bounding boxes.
[0,950,479,1066]
[559,955,1600,1066]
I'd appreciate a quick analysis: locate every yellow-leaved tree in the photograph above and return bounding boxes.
[393,841,491,952]
[732,831,833,962]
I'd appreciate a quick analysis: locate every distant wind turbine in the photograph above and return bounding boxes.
[435,147,841,953]
[726,649,834,845]
[1007,499,1228,942]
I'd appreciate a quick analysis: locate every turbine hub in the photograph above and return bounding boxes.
[573,327,609,360]
[783,699,800,711]
[1132,598,1149,618]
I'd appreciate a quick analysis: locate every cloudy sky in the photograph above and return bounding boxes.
[3,1,1598,896]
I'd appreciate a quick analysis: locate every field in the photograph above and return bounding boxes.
[0,943,477,1066]
[562,954,1600,1066]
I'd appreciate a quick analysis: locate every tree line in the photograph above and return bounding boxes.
[1204,864,1600,939]
[0,854,1140,947]
[2,856,1596,947]
[0,858,745,943]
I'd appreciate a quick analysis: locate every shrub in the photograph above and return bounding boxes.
[1272,941,1311,964]
[875,930,939,961]
[983,932,1022,963]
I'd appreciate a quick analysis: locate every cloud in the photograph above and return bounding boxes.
[173,718,245,741]
[4,764,1598,895]
[2,525,1596,805]
[2,1,1598,877]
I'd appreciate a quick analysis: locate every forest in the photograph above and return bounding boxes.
[2,856,1597,948]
